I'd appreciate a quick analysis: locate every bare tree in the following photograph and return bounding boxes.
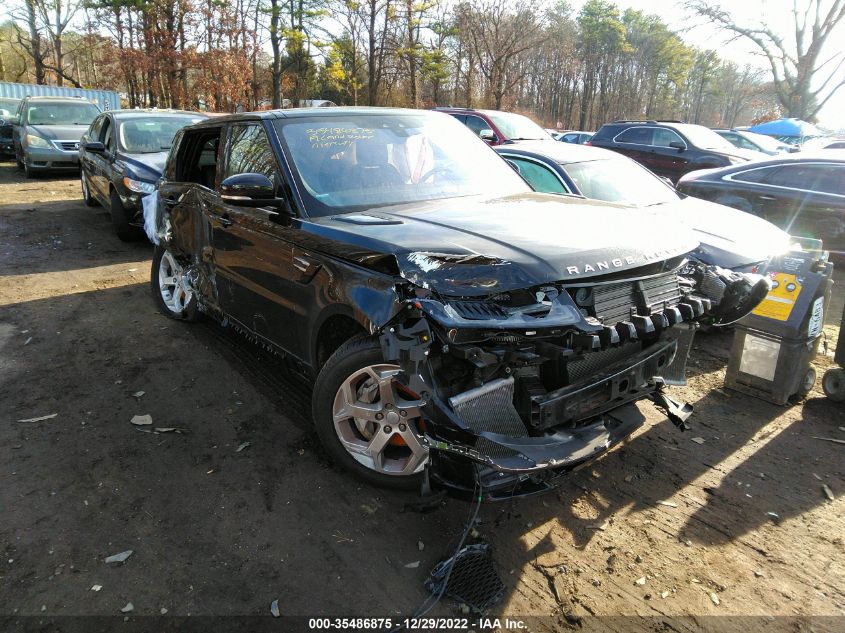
[465,0,546,110]
[686,0,845,120]
[33,0,84,86]
[14,0,48,84]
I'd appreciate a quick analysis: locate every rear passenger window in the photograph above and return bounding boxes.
[223,124,277,181]
[775,164,845,195]
[731,167,779,184]
[616,127,653,145]
[175,128,222,188]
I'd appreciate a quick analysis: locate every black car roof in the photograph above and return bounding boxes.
[694,150,845,177]
[184,106,438,129]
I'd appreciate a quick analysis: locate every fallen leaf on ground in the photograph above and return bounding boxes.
[120,603,134,613]
[691,437,706,444]
[236,441,251,452]
[404,561,420,568]
[130,415,152,426]
[812,436,845,445]
[17,413,58,423]
[657,500,678,508]
[634,576,646,586]
[822,484,834,501]
[104,550,133,564]
[270,600,280,617]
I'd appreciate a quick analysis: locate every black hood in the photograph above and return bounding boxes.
[309,192,699,295]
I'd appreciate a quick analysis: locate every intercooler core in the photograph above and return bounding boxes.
[449,377,528,437]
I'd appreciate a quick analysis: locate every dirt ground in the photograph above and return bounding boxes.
[1,162,843,631]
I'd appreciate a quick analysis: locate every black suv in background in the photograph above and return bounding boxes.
[589,120,762,182]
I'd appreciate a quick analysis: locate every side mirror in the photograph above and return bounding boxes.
[83,141,106,154]
[669,141,686,151]
[220,173,287,209]
[479,129,497,144]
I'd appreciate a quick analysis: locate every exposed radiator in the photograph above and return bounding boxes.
[591,272,682,324]
[449,377,527,437]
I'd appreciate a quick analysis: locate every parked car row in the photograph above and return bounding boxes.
[445,110,842,256]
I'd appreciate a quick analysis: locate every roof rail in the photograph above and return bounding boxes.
[432,106,470,111]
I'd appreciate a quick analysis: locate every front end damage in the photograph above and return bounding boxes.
[379,258,769,499]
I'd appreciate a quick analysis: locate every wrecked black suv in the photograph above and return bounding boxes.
[149,108,768,498]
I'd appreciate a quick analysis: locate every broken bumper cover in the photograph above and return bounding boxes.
[428,402,646,499]
[420,340,689,498]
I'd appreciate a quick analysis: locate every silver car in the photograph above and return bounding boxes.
[12,96,100,178]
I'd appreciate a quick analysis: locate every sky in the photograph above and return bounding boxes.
[574,0,845,128]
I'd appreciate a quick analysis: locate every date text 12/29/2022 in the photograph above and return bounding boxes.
[307,617,528,631]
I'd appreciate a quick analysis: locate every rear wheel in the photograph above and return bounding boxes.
[312,336,427,489]
[822,368,845,403]
[81,172,98,207]
[794,366,817,400]
[110,188,141,241]
[150,244,198,321]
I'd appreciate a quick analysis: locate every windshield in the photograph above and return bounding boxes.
[119,116,204,153]
[27,102,99,126]
[485,112,551,141]
[274,113,530,216]
[676,124,736,151]
[563,157,680,207]
[0,98,19,117]
[742,131,785,152]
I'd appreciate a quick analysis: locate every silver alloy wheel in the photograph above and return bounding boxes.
[158,249,193,315]
[332,364,428,476]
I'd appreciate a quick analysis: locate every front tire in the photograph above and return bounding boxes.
[150,244,198,321]
[312,336,427,489]
[110,188,142,241]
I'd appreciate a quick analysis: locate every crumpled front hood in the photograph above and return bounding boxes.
[118,151,166,182]
[310,192,699,295]
[28,124,87,143]
[648,196,791,269]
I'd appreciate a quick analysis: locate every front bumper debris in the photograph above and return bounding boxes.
[378,260,768,497]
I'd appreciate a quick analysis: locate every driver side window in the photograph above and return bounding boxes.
[223,124,278,183]
[100,118,114,152]
[653,128,684,148]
